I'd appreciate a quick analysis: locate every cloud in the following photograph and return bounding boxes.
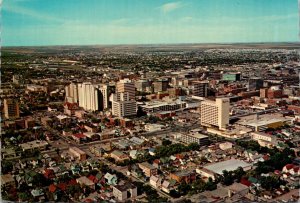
[3,1,64,23]
[159,2,183,13]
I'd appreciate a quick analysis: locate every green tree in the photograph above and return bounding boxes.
[260,176,283,191]
[162,139,172,146]
[18,192,31,201]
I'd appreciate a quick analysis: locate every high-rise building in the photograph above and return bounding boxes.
[200,98,229,129]
[192,81,208,97]
[4,98,20,119]
[248,77,264,91]
[116,79,136,100]
[153,79,169,92]
[97,84,109,110]
[78,83,103,111]
[112,92,137,117]
[65,82,79,103]
[135,79,150,92]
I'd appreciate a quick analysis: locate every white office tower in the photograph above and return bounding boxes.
[65,82,79,103]
[99,84,109,109]
[112,92,137,117]
[78,82,103,111]
[200,98,230,130]
[116,79,136,100]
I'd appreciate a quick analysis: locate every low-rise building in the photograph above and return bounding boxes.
[76,176,95,190]
[138,162,158,177]
[69,147,86,161]
[110,150,129,162]
[113,182,137,201]
[169,170,196,184]
[181,132,209,146]
[19,140,49,152]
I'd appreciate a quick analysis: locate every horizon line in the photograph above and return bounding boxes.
[2,41,300,48]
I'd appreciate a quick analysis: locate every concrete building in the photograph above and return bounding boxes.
[169,171,196,184]
[4,98,20,119]
[248,77,264,91]
[138,162,158,177]
[153,79,169,92]
[181,132,209,146]
[112,92,137,117]
[78,82,105,111]
[202,158,252,176]
[65,82,79,103]
[19,140,49,152]
[69,147,86,161]
[135,79,150,92]
[116,78,136,100]
[113,182,137,201]
[200,98,230,129]
[141,100,186,113]
[192,81,208,97]
[222,72,241,81]
[251,132,276,142]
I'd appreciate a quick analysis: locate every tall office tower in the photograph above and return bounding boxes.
[135,79,150,92]
[116,79,136,100]
[112,92,137,117]
[153,79,169,92]
[200,98,229,130]
[78,82,103,111]
[192,81,208,97]
[4,98,20,119]
[248,77,264,91]
[98,84,109,109]
[65,82,79,103]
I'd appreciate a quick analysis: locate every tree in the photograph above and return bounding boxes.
[260,176,283,191]
[187,143,200,151]
[170,189,181,198]
[178,182,191,196]
[221,170,234,186]
[1,161,13,174]
[18,192,31,201]
[137,106,147,117]
[162,139,172,146]
[205,178,217,191]
[234,167,245,182]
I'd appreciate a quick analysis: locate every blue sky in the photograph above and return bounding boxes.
[2,0,299,46]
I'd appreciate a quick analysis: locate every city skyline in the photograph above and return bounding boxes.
[2,0,299,46]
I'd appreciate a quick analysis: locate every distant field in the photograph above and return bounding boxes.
[2,42,300,54]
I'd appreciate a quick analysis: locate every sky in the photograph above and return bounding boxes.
[2,0,299,46]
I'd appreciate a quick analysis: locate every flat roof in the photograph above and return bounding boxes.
[188,132,208,139]
[19,140,48,150]
[246,117,290,127]
[204,159,252,175]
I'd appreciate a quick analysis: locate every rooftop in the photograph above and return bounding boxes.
[204,159,252,175]
[187,132,208,139]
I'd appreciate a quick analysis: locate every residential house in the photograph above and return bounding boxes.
[161,179,177,193]
[282,164,300,177]
[110,150,129,162]
[72,133,87,144]
[129,150,145,159]
[77,176,95,190]
[169,170,196,184]
[104,173,118,185]
[64,102,79,116]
